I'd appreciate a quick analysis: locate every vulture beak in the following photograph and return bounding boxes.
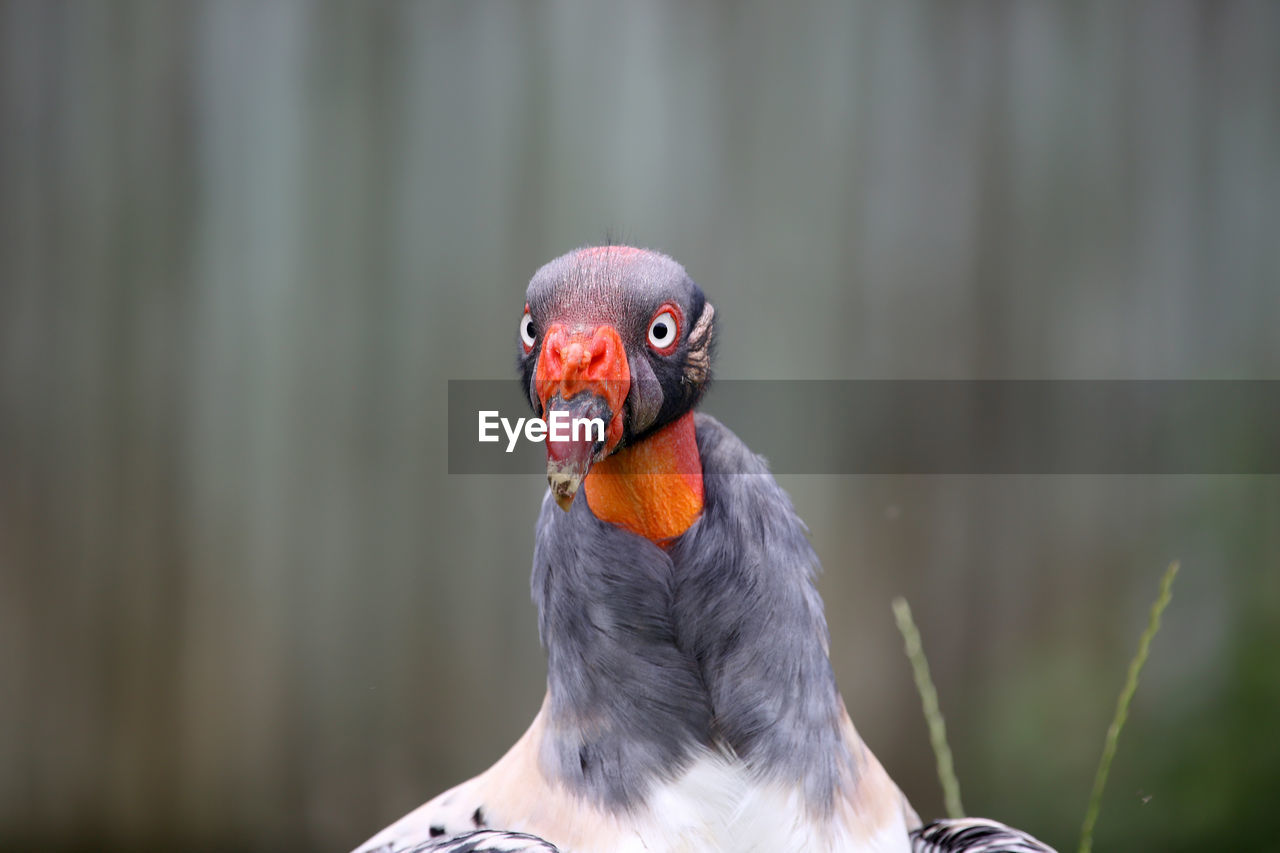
[535,323,630,510]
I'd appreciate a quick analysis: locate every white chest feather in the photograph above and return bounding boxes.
[353,708,915,853]
[627,752,912,853]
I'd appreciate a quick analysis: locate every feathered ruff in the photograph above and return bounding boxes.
[910,818,1056,853]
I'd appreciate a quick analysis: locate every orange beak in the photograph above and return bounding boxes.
[534,323,630,509]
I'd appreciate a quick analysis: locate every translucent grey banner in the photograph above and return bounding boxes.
[448,380,1280,475]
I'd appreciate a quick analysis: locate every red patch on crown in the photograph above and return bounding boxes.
[577,245,646,262]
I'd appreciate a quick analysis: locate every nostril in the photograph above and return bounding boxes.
[587,336,610,373]
[536,326,623,384]
[542,330,566,367]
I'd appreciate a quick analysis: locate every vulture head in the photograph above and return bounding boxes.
[518,246,715,510]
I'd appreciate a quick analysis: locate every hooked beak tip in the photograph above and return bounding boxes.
[548,470,581,511]
[541,390,610,511]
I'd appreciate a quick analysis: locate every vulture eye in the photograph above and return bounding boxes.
[519,310,537,352]
[647,308,679,352]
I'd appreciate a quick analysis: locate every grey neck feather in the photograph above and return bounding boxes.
[529,413,856,813]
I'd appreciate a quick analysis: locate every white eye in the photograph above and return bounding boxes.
[519,311,536,349]
[647,310,678,350]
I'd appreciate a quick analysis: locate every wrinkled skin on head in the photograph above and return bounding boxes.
[517,246,716,507]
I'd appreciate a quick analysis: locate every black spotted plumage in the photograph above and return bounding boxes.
[398,829,560,853]
[910,818,1057,853]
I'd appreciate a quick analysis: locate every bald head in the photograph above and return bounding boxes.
[525,247,704,344]
[517,246,716,500]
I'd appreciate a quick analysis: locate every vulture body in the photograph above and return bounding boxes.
[354,248,1053,853]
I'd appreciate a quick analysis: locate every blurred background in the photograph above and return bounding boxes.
[2,2,1278,851]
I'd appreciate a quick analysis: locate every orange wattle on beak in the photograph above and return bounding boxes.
[534,323,630,510]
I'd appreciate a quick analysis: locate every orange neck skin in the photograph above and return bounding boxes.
[583,412,704,544]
